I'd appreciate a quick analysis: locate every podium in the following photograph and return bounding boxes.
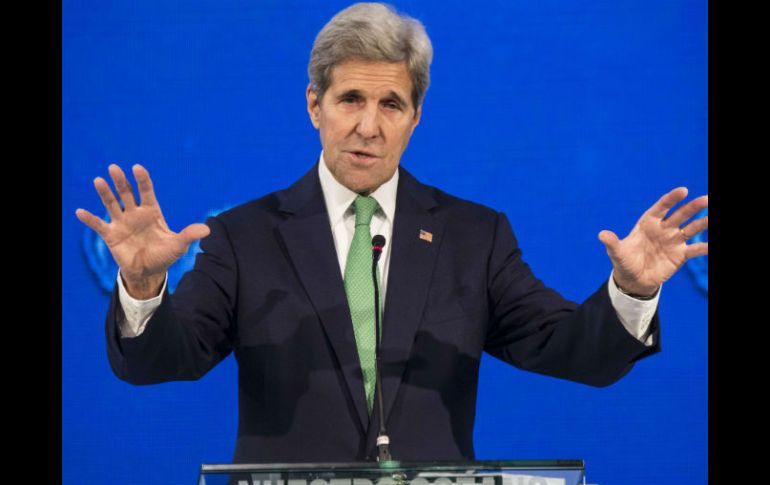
[198,461,587,485]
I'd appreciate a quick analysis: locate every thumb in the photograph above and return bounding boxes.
[179,223,211,245]
[598,230,620,257]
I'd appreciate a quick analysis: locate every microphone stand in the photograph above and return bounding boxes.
[371,236,392,463]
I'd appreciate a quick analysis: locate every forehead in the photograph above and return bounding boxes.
[327,59,412,98]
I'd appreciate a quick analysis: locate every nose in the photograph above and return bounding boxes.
[355,103,381,139]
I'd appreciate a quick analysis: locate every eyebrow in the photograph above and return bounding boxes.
[337,89,409,108]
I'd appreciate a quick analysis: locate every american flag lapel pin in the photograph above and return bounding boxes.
[419,229,433,243]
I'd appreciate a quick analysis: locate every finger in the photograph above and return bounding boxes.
[598,230,621,257]
[178,223,211,246]
[686,242,708,259]
[663,194,708,229]
[681,215,708,240]
[93,176,123,221]
[132,164,159,207]
[108,164,138,210]
[646,187,689,219]
[75,208,109,237]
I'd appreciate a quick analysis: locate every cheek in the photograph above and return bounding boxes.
[325,126,349,149]
[394,126,414,151]
[319,126,340,151]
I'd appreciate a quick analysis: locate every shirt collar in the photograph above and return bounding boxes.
[318,151,398,226]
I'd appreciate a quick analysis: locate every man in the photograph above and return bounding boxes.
[75,3,708,463]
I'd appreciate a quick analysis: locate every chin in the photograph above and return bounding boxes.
[341,176,378,195]
[350,184,376,195]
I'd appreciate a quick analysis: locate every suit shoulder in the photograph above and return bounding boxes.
[201,188,286,232]
[420,182,501,223]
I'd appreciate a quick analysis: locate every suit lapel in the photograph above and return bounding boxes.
[367,167,445,444]
[276,163,370,432]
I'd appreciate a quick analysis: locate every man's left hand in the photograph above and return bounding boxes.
[598,187,708,297]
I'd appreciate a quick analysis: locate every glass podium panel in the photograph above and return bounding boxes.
[198,461,586,485]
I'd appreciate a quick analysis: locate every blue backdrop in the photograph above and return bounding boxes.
[62,1,708,484]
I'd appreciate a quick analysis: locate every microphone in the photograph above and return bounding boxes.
[370,235,392,462]
[372,235,386,262]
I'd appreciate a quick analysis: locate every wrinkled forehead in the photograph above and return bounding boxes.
[327,59,413,99]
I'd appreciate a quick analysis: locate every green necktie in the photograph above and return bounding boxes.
[344,195,381,415]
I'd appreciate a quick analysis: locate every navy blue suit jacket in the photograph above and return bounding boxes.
[105,163,661,463]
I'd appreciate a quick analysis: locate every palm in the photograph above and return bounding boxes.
[599,187,708,295]
[75,164,210,283]
[102,205,188,280]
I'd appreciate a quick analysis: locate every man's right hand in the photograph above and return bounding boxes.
[75,163,211,300]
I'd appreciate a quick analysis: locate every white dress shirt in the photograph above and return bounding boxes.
[117,152,659,347]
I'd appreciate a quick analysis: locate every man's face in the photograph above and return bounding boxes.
[307,59,422,195]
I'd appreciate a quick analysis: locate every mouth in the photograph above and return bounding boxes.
[346,150,380,164]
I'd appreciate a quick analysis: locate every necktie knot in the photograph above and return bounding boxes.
[353,195,378,227]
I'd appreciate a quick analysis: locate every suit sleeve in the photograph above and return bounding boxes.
[104,216,238,385]
[483,212,661,387]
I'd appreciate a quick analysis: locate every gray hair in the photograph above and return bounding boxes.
[308,3,433,114]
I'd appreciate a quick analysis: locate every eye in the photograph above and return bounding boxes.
[383,100,401,110]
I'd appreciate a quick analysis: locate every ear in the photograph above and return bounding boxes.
[306,84,320,129]
[408,103,422,135]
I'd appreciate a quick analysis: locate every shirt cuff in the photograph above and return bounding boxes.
[116,270,168,338]
[607,270,660,347]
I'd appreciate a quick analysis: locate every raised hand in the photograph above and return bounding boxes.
[75,164,210,299]
[598,187,708,297]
